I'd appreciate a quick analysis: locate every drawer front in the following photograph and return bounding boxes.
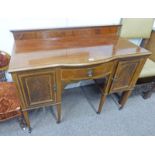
[61,62,113,81]
[18,70,56,109]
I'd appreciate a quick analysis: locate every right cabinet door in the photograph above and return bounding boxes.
[109,59,141,93]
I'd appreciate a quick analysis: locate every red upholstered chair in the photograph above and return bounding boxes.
[0,82,21,121]
[0,51,10,81]
[0,51,24,130]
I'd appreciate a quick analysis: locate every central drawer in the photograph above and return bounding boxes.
[61,62,113,81]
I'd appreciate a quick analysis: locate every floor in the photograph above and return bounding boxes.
[0,84,155,136]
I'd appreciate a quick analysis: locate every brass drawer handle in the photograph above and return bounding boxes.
[87,68,93,77]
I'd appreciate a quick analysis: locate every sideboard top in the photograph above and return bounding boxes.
[9,25,151,72]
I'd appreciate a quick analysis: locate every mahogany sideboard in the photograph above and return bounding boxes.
[9,25,151,132]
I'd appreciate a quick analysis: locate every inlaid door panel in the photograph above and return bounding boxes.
[109,59,140,93]
[18,70,56,108]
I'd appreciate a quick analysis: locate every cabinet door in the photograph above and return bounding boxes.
[109,59,140,93]
[19,70,56,109]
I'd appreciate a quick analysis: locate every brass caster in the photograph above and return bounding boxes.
[142,92,152,100]
[97,111,101,114]
[18,117,27,130]
[57,120,61,124]
[28,127,32,133]
[119,106,123,110]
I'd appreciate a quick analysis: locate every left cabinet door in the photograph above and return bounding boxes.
[18,70,56,109]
